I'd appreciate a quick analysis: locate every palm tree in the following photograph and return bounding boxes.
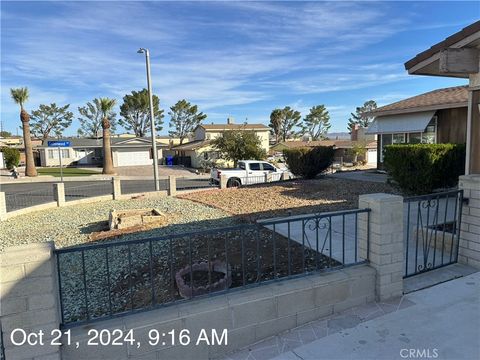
[10,87,37,177]
[98,98,117,175]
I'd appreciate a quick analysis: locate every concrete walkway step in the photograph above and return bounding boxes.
[403,263,477,293]
[271,272,479,360]
[224,271,479,360]
[223,296,416,360]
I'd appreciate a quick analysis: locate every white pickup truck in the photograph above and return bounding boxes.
[210,160,289,187]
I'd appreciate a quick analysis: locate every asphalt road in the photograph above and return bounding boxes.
[1,178,215,212]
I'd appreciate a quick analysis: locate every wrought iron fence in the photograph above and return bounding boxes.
[4,187,55,212]
[54,208,370,327]
[64,181,113,201]
[228,173,289,187]
[176,177,217,191]
[120,179,169,194]
[403,189,464,278]
[0,321,4,360]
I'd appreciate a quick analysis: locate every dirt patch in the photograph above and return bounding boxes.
[89,213,181,242]
[179,178,398,221]
[105,227,338,314]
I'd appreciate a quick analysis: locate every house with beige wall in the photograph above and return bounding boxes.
[169,119,270,168]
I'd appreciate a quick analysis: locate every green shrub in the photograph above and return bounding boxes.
[283,146,334,179]
[383,143,465,194]
[1,147,20,170]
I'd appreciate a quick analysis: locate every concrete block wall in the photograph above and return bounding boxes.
[0,192,6,220]
[458,174,480,269]
[61,265,375,360]
[358,193,404,301]
[0,242,61,360]
[52,183,65,207]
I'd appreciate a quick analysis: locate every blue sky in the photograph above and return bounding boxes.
[1,1,479,136]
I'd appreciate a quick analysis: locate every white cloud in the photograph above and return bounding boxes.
[2,0,459,133]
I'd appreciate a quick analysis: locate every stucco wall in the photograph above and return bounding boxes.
[40,147,77,167]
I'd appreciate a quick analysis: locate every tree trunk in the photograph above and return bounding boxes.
[21,109,37,177]
[102,117,116,175]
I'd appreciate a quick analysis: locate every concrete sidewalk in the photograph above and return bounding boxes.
[272,272,479,360]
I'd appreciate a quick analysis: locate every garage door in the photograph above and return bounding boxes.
[367,149,377,164]
[116,149,152,167]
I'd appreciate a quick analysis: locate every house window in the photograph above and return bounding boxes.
[48,149,69,159]
[393,133,406,144]
[408,133,422,144]
[380,134,392,162]
[422,118,436,143]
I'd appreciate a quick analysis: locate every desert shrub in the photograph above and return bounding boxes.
[1,147,20,170]
[283,146,334,179]
[383,143,465,194]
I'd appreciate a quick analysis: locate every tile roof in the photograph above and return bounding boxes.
[272,140,376,150]
[371,86,468,116]
[38,137,169,148]
[200,124,269,131]
[171,140,211,151]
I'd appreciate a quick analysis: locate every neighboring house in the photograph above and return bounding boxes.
[37,137,168,167]
[169,119,270,168]
[0,137,43,166]
[366,86,468,167]
[270,139,378,165]
[0,136,23,146]
[404,20,480,175]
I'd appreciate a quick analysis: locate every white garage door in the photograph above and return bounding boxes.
[367,149,377,164]
[116,149,152,167]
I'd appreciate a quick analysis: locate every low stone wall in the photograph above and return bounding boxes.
[61,265,375,360]
[0,242,61,360]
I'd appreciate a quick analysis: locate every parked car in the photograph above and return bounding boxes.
[210,160,290,187]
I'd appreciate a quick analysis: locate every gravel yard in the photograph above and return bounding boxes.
[0,196,234,251]
[179,178,399,221]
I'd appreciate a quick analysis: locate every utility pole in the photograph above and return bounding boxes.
[137,48,160,191]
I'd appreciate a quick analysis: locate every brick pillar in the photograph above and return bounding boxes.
[358,193,404,301]
[168,175,177,196]
[220,175,227,189]
[53,183,65,207]
[458,174,480,269]
[0,242,61,360]
[281,172,289,181]
[112,177,121,200]
[0,191,6,220]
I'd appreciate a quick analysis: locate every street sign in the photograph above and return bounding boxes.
[47,140,71,147]
[47,141,70,182]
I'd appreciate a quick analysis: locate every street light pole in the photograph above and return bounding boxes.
[138,48,160,191]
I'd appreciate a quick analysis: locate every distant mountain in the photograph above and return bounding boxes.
[326,132,350,140]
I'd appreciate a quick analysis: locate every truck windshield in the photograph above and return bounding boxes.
[239,162,245,170]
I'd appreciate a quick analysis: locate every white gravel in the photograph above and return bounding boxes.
[0,196,235,252]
